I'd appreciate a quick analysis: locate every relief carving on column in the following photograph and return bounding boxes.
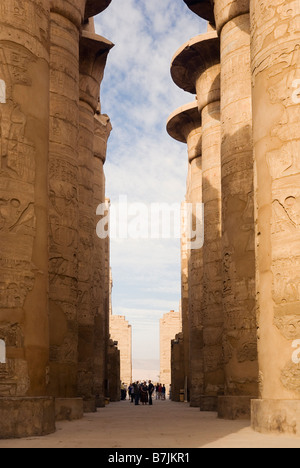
[251,0,300,395]
[0,324,29,396]
[0,46,38,311]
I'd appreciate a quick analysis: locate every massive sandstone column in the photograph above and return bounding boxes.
[0,0,55,438]
[183,0,259,420]
[93,111,112,407]
[48,0,112,413]
[78,29,113,412]
[171,32,224,410]
[48,0,82,409]
[167,102,203,407]
[180,201,190,400]
[250,0,300,436]
[212,0,258,420]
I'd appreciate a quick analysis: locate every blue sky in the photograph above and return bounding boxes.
[95,0,206,381]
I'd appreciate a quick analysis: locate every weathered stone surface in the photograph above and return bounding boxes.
[218,396,254,420]
[55,398,83,421]
[200,396,218,412]
[251,400,300,437]
[171,32,220,98]
[250,0,300,433]
[93,113,112,408]
[212,0,250,34]
[77,31,113,410]
[0,398,55,439]
[171,333,185,401]
[168,102,203,407]
[110,316,132,385]
[0,0,114,437]
[0,0,56,436]
[160,311,182,390]
[218,7,258,414]
[169,31,224,408]
[107,340,120,402]
[48,2,80,400]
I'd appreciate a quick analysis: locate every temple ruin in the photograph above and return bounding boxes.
[0,0,121,438]
[168,0,300,436]
[0,0,299,441]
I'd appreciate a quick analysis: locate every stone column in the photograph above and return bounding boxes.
[48,0,112,416]
[171,333,185,401]
[93,111,112,407]
[48,0,83,410]
[0,0,55,438]
[78,30,113,412]
[213,0,259,420]
[250,0,300,436]
[180,201,190,400]
[183,0,216,26]
[171,32,224,411]
[107,340,120,402]
[167,102,203,407]
[104,200,111,399]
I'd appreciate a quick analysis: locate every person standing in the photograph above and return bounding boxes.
[134,381,140,406]
[158,384,163,400]
[140,382,149,405]
[148,380,154,406]
[162,385,166,400]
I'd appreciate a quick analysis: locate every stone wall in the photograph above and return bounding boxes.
[160,310,182,391]
[110,315,132,385]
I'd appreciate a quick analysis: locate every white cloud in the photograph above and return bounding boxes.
[95,0,206,366]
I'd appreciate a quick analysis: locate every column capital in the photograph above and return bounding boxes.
[94,113,112,163]
[183,0,216,25]
[50,0,112,29]
[85,0,112,20]
[50,0,85,28]
[212,0,250,34]
[79,31,114,111]
[167,102,202,163]
[171,32,220,111]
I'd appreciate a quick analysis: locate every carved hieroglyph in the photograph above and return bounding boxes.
[0,0,50,397]
[251,0,300,399]
[48,3,81,398]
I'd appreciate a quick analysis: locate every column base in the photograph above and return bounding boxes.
[83,398,97,413]
[218,396,255,420]
[190,400,201,408]
[200,396,218,412]
[0,397,55,439]
[96,396,105,408]
[251,399,300,437]
[55,398,83,421]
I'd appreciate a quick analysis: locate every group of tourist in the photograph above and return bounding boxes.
[123,382,167,406]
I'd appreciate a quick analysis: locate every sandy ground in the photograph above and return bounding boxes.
[0,400,299,449]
